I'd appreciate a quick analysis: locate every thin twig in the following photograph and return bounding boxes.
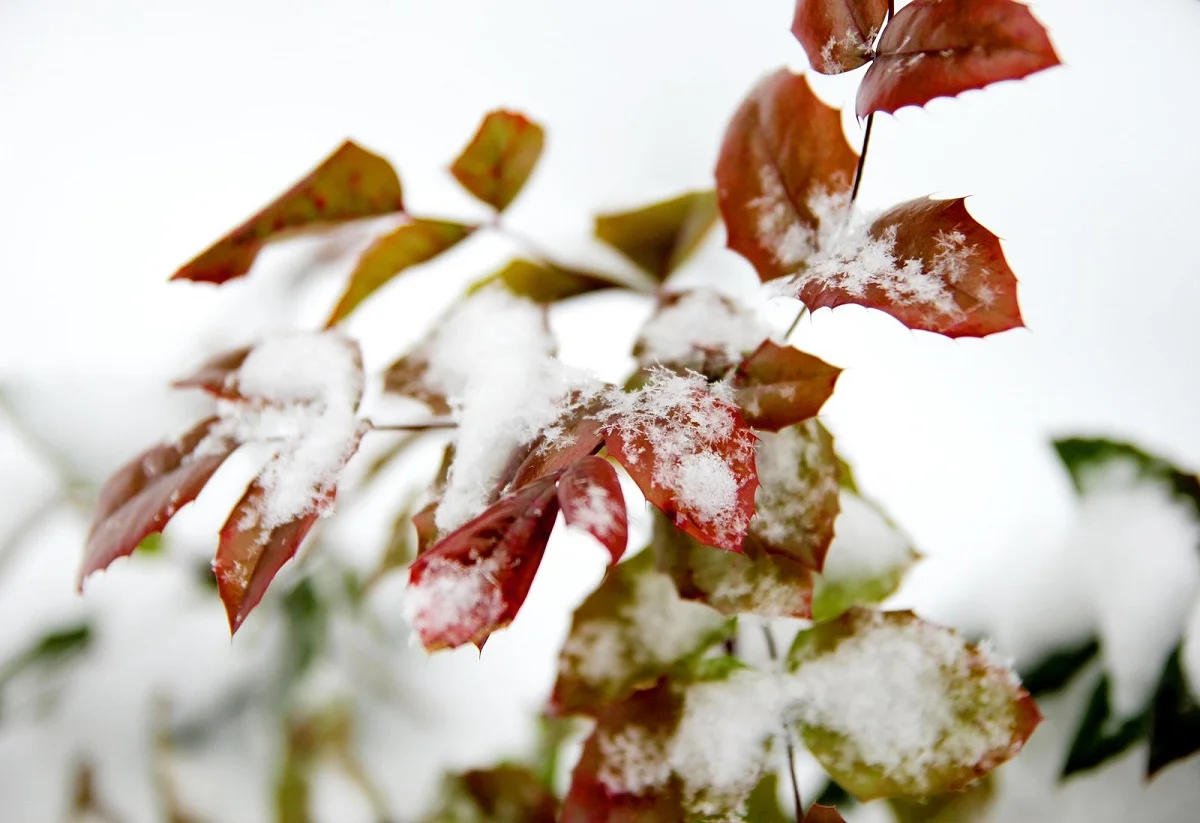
[762,624,803,820]
[366,420,457,432]
[849,113,875,204]
[783,305,809,341]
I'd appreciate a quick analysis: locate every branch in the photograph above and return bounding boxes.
[762,623,803,821]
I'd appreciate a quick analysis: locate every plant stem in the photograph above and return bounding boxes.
[784,305,809,341]
[849,113,875,204]
[762,624,803,821]
[366,420,457,432]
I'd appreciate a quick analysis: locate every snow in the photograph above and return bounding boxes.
[567,484,619,538]
[751,420,838,546]
[821,491,914,584]
[596,725,671,795]
[634,288,768,371]
[402,554,505,648]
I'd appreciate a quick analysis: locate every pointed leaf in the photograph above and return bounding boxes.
[326,219,474,326]
[470,258,625,303]
[81,417,236,586]
[510,393,608,488]
[733,340,841,431]
[1147,644,1200,777]
[558,456,629,565]
[716,69,859,284]
[804,806,849,823]
[451,110,545,211]
[1062,675,1146,777]
[788,608,1040,800]
[857,0,1060,117]
[172,141,405,284]
[382,353,452,415]
[792,0,888,74]
[172,346,252,399]
[1019,636,1099,697]
[595,190,719,280]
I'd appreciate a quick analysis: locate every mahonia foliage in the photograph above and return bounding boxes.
[79,2,1063,819]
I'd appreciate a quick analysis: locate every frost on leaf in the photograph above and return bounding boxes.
[749,420,840,571]
[732,340,841,432]
[634,289,768,378]
[450,109,545,212]
[600,370,759,552]
[787,195,1023,338]
[557,456,629,565]
[551,552,731,716]
[653,510,815,620]
[171,141,405,284]
[792,0,888,75]
[787,609,1040,800]
[594,190,719,280]
[716,69,859,284]
[469,258,625,304]
[80,417,237,586]
[405,476,561,651]
[857,0,1060,117]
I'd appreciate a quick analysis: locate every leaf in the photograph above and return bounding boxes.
[792,196,1024,338]
[326,219,474,326]
[1053,437,1200,513]
[857,0,1060,117]
[653,510,815,619]
[594,190,719,280]
[1019,636,1099,697]
[732,340,841,432]
[426,765,559,823]
[551,551,731,716]
[172,346,252,399]
[633,289,768,378]
[803,805,849,823]
[511,405,608,489]
[404,476,561,650]
[1147,644,1200,777]
[470,258,625,303]
[791,0,888,75]
[558,456,629,565]
[0,623,93,703]
[381,353,452,415]
[749,420,840,571]
[1062,675,1146,778]
[80,417,237,586]
[889,774,995,823]
[716,69,859,284]
[744,774,790,823]
[450,110,545,211]
[172,141,405,284]
[788,608,1040,800]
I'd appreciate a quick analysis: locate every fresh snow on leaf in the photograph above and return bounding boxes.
[403,554,506,648]
[634,288,768,374]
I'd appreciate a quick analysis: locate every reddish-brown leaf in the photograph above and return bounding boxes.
[594,190,719,280]
[792,197,1023,337]
[510,397,608,488]
[411,499,440,557]
[80,417,236,587]
[733,340,841,431]
[557,456,628,565]
[172,141,405,284]
[804,805,849,823]
[172,346,252,400]
[857,0,1060,116]
[716,69,859,284]
[404,476,561,650]
[381,353,451,415]
[450,110,545,211]
[792,0,889,74]
[469,258,626,303]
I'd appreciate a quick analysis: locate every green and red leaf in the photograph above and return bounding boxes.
[450,110,545,211]
[792,0,889,74]
[732,340,841,432]
[594,190,719,280]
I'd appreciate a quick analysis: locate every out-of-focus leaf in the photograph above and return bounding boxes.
[1062,675,1146,778]
[716,69,858,284]
[745,773,790,823]
[326,219,475,326]
[594,190,719,280]
[889,774,995,822]
[804,805,849,823]
[1020,636,1099,697]
[633,289,768,378]
[1147,645,1200,777]
[792,0,888,74]
[557,456,629,565]
[0,623,92,699]
[80,417,237,587]
[1052,437,1200,513]
[470,258,626,303]
[382,353,452,415]
[280,578,327,687]
[172,346,252,399]
[732,341,841,432]
[172,141,405,284]
[857,0,1060,117]
[427,764,558,823]
[451,110,545,211]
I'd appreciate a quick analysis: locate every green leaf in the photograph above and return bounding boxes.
[745,773,790,823]
[1020,636,1099,697]
[426,764,558,823]
[1147,644,1200,777]
[281,578,328,688]
[451,110,545,211]
[1062,674,1146,778]
[326,219,474,325]
[594,190,719,280]
[889,774,996,823]
[1052,437,1200,512]
[0,623,93,698]
[469,258,624,303]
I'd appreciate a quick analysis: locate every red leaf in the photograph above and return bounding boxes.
[804,805,849,823]
[172,141,405,284]
[857,0,1060,117]
[733,340,841,431]
[509,397,608,488]
[792,0,889,74]
[791,196,1023,337]
[557,456,628,565]
[171,346,252,399]
[80,417,236,587]
[716,69,859,284]
[450,110,545,211]
[602,372,759,552]
[404,476,561,650]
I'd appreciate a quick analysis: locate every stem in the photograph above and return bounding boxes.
[849,113,874,204]
[761,624,803,820]
[366,420,457,432]
[783,305,809,341]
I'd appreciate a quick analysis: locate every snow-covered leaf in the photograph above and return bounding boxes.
[595,190,719,280]
[787,608,1040,800]
[450,109,545,211]
[171,141,405,284]
[425,765,558,823]
[716,69,859,284]
[857,0,1060,117]
[601,371,759,552]
[172,345,252,399]
[551,551,731,716]
[792,0,888,75]
[558,456,629,565]
[470,258,625,303]
[326,219,474,326]
[732,340,840,432]
[889,775,995,823]
[510,395,608,488]
[634,289,768,378]
[80,417,237,586]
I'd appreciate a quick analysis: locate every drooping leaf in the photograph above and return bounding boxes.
[791,196,1024,338]
[788,608,1040,800]
[594,190,719,280]
[792,0,889,74]
[1019,635,1100,697]
[1062,675,1146,778]
[1147,644,1200,777]
[172,141,405,284]
[716,69,859,284]
[326,219,474,326]
[450,110,545,211]
[470,258,625,303]
[732,340,841,432]
[633,289,768,378]
[551,551,731,716]
[557,456,629,565]
[404,476,561,650]
[172,346,252,399]
[80,417,237,586]
[425,764,559,823]
[857,0,1060,117]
